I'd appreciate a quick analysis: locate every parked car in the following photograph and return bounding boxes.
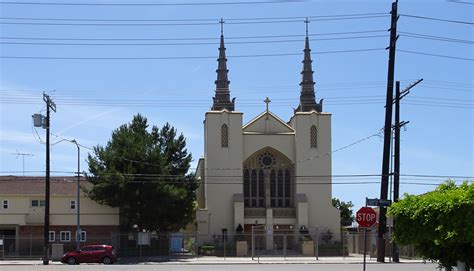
[61,245,117,265]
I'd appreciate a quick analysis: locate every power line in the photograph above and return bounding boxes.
[0,35,388,46]
[0,13,388,22]
[1,171,472,179]
[401,14,474,25]
[447,0,474,4]
[0,0,300,6]
[0,48,385,60]
[0,30,387,41]
[398,49,474,61]
[400,31,474,45]
[0,15,388,26]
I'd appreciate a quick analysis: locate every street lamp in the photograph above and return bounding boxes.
[69,140,81,251]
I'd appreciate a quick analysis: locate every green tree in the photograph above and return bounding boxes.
[388,181,474,269]
[332,198,354,226]
[86,114,198,232]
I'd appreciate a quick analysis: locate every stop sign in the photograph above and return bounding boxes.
[356,207,377,228]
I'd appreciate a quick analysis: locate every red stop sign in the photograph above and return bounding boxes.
[356,207,377,228]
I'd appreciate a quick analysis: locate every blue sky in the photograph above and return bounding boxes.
[1,0,473,210]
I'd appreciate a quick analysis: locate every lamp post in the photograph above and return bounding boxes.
[70,140,81,251]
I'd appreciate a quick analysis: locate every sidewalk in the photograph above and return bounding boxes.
[0,255,425,265]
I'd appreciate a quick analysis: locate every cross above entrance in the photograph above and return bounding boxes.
[264,97,271,112]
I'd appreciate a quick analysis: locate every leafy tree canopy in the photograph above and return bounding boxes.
[332,198,354,226]
[388,181,474,269]
[86,114,198,232]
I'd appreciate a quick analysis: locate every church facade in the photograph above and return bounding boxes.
[195,31,340,248]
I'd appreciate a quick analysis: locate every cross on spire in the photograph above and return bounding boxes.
[304,17,310,38]
[220,18,225,36]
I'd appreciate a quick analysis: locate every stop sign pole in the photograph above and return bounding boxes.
[357,199,378,271]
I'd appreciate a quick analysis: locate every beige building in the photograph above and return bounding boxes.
[195,33,340,249]
[0,176,119,254]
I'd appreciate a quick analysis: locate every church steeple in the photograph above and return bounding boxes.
[212,18,235,111]
[295,19,322,113]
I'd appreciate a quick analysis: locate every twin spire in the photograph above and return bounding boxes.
[295,18,323,113]
[211,18,235,111]
[211,18,322,113]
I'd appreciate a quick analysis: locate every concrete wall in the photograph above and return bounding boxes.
[0,195,119,226]
[290,112,341,238]
[204,110,243,235]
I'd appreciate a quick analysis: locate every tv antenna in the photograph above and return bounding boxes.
[11,150,35,176]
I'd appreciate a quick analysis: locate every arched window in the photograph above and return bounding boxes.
[258,170,265,207]
[243,169,250,207]
[277,170,284,207]
[251,170,257,207]
[243,148,294,209]
[270,170,276,207]
[310,125,317,148]
[284,170,291,207]
[221,124,228,148]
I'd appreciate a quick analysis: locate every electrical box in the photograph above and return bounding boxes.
[32,114,44,127]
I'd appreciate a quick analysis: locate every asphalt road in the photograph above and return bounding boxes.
[1,263,440,271]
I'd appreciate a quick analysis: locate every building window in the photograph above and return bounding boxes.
[49,231,55,242]
[76,231,86,242]
[244,169,265,208]
[70,200,76,210]
[31,199,46,207]
[310,125,317,148]
[2,200,8,209]
[221,124,228,148]
[60,231,71,242]
[243,169,250,207]
[270,169,292,208]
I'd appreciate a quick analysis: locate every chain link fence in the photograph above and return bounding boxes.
[0,230,417,260]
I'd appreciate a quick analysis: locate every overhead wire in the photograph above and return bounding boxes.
[398,49,474,61]
[400,14,474,25]
[0,48,386,60]
[0,15,389,26]
[0,35,389,46]
[0,30,388,41]
[0,0,301,6]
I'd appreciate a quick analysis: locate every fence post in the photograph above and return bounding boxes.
[195,231,198,260]
[223,234,226,260]
[168,233,171,259]
[315,228,319,260]
[29,234,32,258]
[2,234,5,260]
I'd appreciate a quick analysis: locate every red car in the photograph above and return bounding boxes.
[61,245,117,265]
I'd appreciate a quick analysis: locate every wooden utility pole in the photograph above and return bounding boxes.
[391,79,422,262]
[377,0,399,262]
[43,93,56,265]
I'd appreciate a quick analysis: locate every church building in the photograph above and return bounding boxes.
[195,27,340,248]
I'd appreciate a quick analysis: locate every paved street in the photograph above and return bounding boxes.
[0,263,440,271]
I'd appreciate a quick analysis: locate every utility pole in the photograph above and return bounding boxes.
[70,140,81,252]
[391,79,422,262]
[377,0,399,262]
[43,93,56,265]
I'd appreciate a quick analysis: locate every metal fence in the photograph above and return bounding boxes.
[0,230,417,260]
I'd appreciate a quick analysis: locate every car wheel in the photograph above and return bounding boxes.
[102,256,112,264]
[66,257,77,265]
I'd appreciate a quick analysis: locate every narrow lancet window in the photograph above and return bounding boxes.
[221,124,229,147]
[310,125,317,148]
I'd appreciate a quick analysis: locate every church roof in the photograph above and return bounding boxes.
[243,111,295,134]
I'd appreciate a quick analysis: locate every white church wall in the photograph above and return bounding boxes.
[204,111,244,235]
[242,134,295,162]
[291,112,341,239]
